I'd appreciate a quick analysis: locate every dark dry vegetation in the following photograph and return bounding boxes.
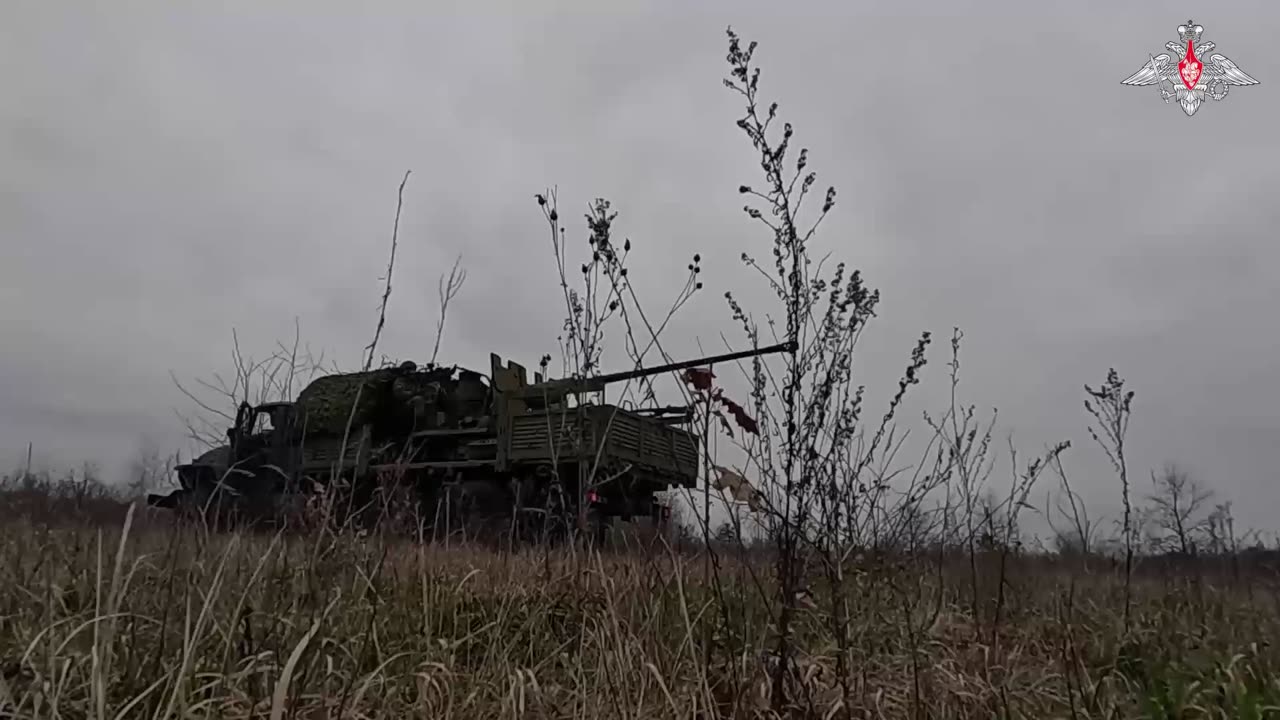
[3,29,1280,719]
[3,480,1280,719]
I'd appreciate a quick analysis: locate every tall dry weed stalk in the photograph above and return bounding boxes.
[717,27,967,713]
[1085,368,1135,630]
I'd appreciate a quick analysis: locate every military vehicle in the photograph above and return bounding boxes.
[148,340,795,542]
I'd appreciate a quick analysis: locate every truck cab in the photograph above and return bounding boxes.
[228,401,299,485]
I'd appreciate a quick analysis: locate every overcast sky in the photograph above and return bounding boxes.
[3,2,1277,533]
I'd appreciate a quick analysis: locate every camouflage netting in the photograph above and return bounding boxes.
[295,369,397,435]
[296,366,460,435]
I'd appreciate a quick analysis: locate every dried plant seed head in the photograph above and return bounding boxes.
[536,193,546,206]
[623,238,631,251]
[693,253,701,262]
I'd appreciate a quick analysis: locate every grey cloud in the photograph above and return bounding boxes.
[3,1,1278,532]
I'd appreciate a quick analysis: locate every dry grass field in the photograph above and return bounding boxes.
[2,491,1280,719]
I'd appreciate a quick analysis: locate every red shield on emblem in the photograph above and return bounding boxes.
[1178,40,1203,89]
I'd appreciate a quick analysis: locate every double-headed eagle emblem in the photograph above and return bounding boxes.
[1122,20,1258,116]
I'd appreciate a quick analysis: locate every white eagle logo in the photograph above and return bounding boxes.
[1122,20,1258,116]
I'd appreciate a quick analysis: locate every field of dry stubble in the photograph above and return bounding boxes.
[3,504,1280,719]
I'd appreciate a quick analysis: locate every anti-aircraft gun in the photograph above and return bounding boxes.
[412,338,798,540]
[148,340,797,540]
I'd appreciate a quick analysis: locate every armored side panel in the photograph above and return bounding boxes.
[299,428,371,474]
[506,407,594,464]
[503,404,698,488]
[590,406,699,486]
[491,353,530,471]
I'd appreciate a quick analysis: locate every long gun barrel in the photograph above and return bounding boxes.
[593,340,797,386]
[528,340,797,397]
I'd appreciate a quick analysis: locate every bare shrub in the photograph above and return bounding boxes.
[0,464,130,526]
[1144,462,1214,556]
